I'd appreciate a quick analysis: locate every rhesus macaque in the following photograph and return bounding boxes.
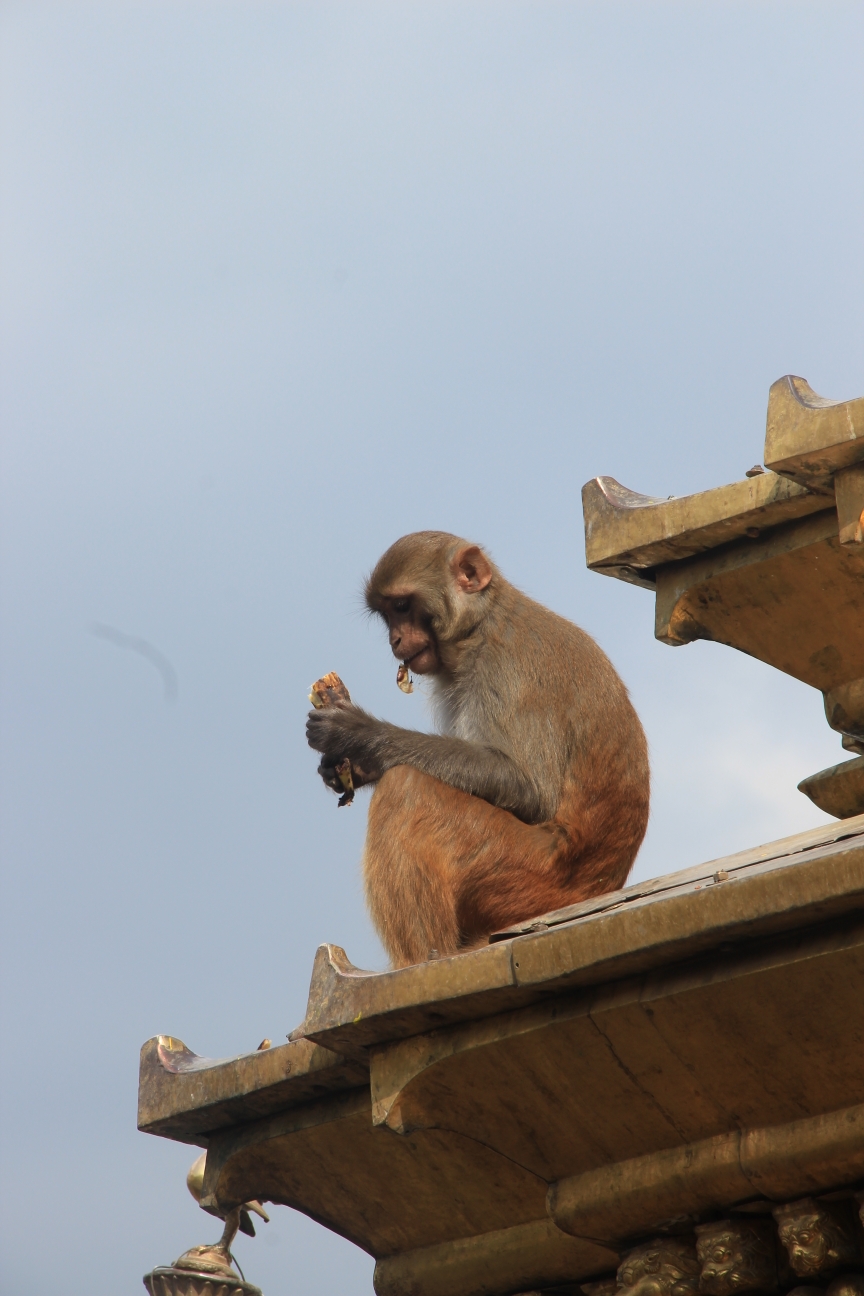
[306,531,649,968]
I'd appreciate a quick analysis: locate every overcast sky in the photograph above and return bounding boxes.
[1,4,862,1295]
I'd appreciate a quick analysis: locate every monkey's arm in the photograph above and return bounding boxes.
[306,705,545,822]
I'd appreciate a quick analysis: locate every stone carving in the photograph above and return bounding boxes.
[772,1200,860,1279]
[695,1219,778,1295]
[617,1238,701,1296]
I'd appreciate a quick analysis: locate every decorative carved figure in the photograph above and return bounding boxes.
[143,1152,267,1296]
[772,1200,860,1279]
[826,1276,864,1296]
[695,1219,777,1295]
[617,1238,701,1296]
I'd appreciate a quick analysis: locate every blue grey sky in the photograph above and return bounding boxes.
[1,4,862,1294]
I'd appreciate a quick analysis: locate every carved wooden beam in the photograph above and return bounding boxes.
[581,376,864,778]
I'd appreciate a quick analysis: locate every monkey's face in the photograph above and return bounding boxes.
[366,535,495,676]
[380,594,440,675]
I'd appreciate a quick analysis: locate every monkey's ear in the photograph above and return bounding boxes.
[452,545,492,592]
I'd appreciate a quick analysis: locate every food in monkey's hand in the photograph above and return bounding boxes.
[308,673,355,807]
[396,663,414,694]
[309,671,352,709]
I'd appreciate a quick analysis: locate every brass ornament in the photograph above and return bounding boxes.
[186,1152,269,1239]
[143,1271,259,1296]
[617,1237,701,1296]
[826,1277,864,1296]
[142,1153,267,1296]
[772,1199,860,1279]
[695,1219,777,1295]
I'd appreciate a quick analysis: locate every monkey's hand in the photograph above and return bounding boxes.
[316,760,349,794]
[307,704,383,788]
[308,705,547,821]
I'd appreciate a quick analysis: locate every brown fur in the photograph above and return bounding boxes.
[307,531,650,968]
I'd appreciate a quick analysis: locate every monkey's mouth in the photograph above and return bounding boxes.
[402,645,436,673]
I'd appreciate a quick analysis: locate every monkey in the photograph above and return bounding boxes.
[306,531,649,968]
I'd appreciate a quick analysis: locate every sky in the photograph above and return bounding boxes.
[1,3,862,1294]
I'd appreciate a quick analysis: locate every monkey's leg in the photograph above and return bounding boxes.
[363,766,464,967]
[363,766,578,968]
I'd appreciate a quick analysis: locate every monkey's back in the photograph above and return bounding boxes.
[484,585,650,883]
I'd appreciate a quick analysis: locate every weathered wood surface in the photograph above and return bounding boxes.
[491,814,864,937]
[835,462,864,547]
[582,471,827,582]
[296,814,864,1054]
[290,939,529,1060]
[581,376,864,746]
[651,510,864,685]
[139,818,864,1296]
[799,757,864,821]
[373,1220,617,1296]
[764,375,864,492]
[138,1035,367,1144]
[581,378,864,583]
[368,917,864,1174]
[549,1102,864,1243]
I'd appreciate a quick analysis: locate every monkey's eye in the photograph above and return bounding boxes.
[392,598,411,614]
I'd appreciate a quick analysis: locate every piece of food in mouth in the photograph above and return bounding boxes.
[309,671,352,709]
[396,663,414,694]
[308,673,355,807]
[334,758,354,808]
